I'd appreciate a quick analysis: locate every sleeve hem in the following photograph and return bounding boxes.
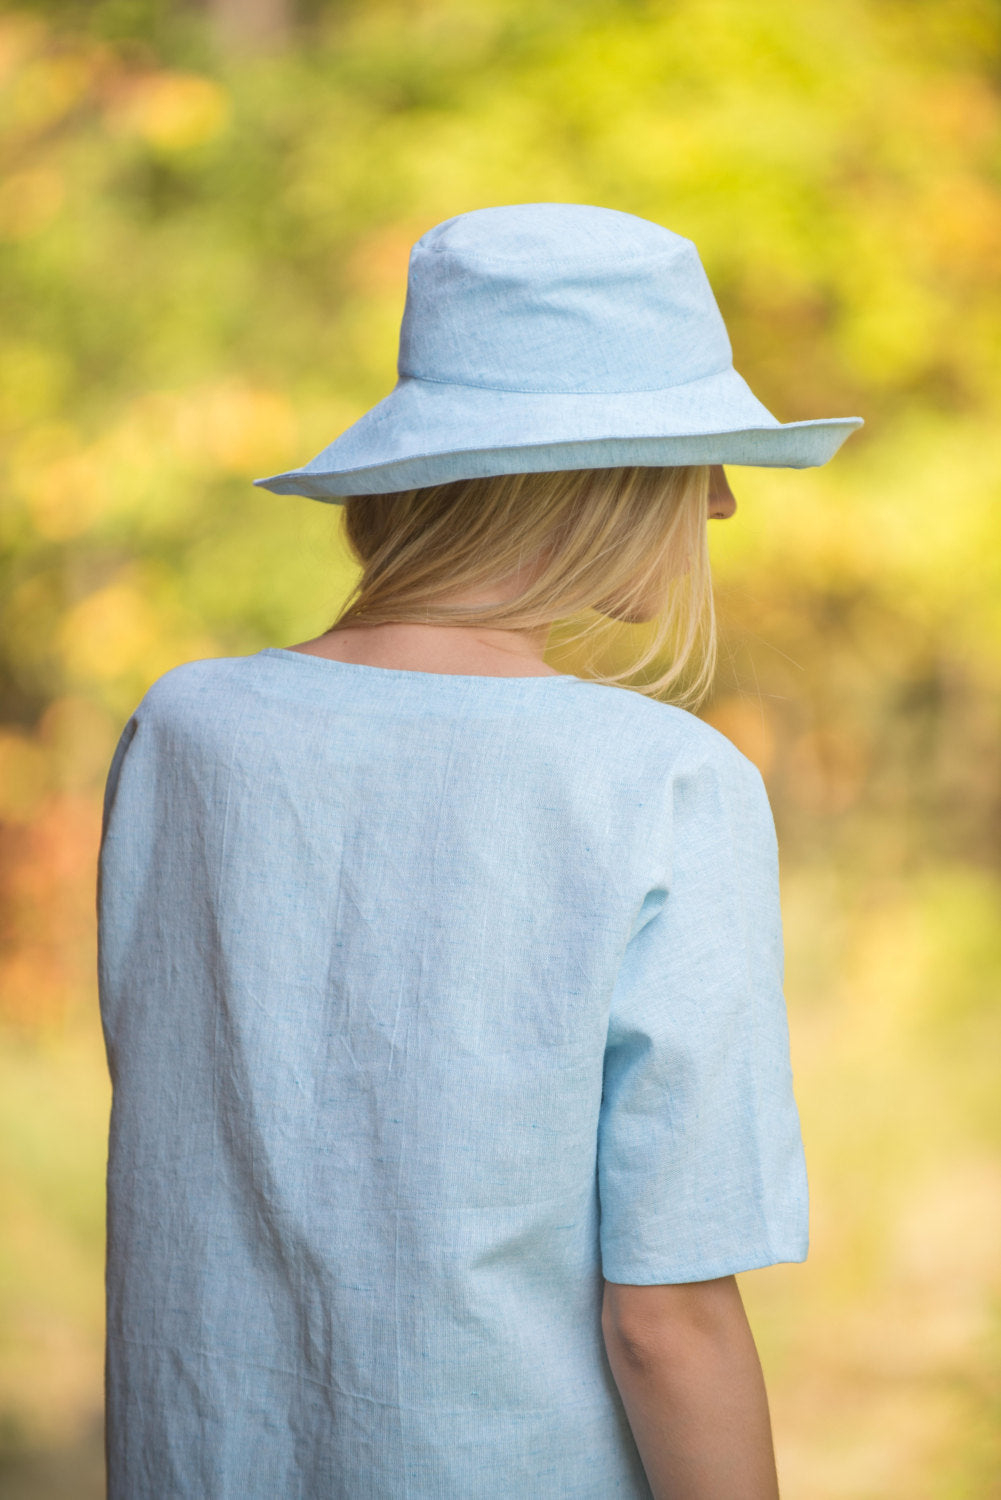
[601,1242,809,1285]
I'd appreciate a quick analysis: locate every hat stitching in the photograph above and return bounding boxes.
[393,365,737,398]
[417,243,694,272]
[316,425,854,477]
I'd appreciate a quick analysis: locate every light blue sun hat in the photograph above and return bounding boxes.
[255,203,863,501]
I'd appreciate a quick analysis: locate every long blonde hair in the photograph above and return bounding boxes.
[332,464,716,707]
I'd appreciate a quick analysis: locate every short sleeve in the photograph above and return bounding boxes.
[597,745,809,1284]
[100,714,139,843]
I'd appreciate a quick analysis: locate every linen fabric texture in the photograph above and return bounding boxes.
[97,648,809,1498]
[254,203,863,499]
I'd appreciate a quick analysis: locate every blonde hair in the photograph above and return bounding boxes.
[331,465,716,707]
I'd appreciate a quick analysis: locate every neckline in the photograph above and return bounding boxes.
[257,647,580,685]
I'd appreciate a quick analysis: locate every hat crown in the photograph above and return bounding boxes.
[398,204,733,397]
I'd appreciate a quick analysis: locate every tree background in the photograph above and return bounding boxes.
[1,1,1000,1494]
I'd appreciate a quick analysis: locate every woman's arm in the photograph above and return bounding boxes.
[602,1275,781,1500]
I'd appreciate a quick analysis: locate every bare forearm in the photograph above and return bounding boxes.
[602,1278,780,1500]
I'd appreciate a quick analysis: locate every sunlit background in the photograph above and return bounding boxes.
[1,1,1000,1495]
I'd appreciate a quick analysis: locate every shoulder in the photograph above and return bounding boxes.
[567,681,765,792]
[103,656,268,834]
[131,653,259,723]
[114,655,271,772]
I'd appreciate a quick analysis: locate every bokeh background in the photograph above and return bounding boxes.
[1,1,1000,1495]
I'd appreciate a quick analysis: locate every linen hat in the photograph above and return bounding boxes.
[255,203,863,501]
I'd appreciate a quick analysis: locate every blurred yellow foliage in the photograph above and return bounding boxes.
[23,448,106,540]
[0,167,64,240]
[57,579,161,683]
[700,695,778,778]
[172,382,299,471]
[105,71,231,151]
[0,732,50,823]
[37,695,118,793]
[3,49,94,134]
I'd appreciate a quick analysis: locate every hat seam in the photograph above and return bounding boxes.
[394,365,739,398]
[416,242,693,272]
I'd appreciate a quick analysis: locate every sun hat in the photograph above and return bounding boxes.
[254,203,863,501]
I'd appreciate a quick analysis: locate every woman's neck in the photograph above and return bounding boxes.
[284,620,561,677]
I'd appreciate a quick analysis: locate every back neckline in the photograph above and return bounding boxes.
[256,647,581,686]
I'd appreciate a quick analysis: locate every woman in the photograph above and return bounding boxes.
[97,203,862,1499]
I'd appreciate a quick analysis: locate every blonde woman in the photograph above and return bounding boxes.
[97,204,862,1499]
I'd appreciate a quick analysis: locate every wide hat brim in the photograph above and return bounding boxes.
[255,366,863,500]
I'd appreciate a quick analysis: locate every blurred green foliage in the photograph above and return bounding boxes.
[1,1,1000,1495]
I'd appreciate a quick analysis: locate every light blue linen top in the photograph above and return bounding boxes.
[97,646,808,1499]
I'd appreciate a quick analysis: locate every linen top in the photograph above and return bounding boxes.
[97,647,808,1500]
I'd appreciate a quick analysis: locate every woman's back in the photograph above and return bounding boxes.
[98,646,807,1499]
